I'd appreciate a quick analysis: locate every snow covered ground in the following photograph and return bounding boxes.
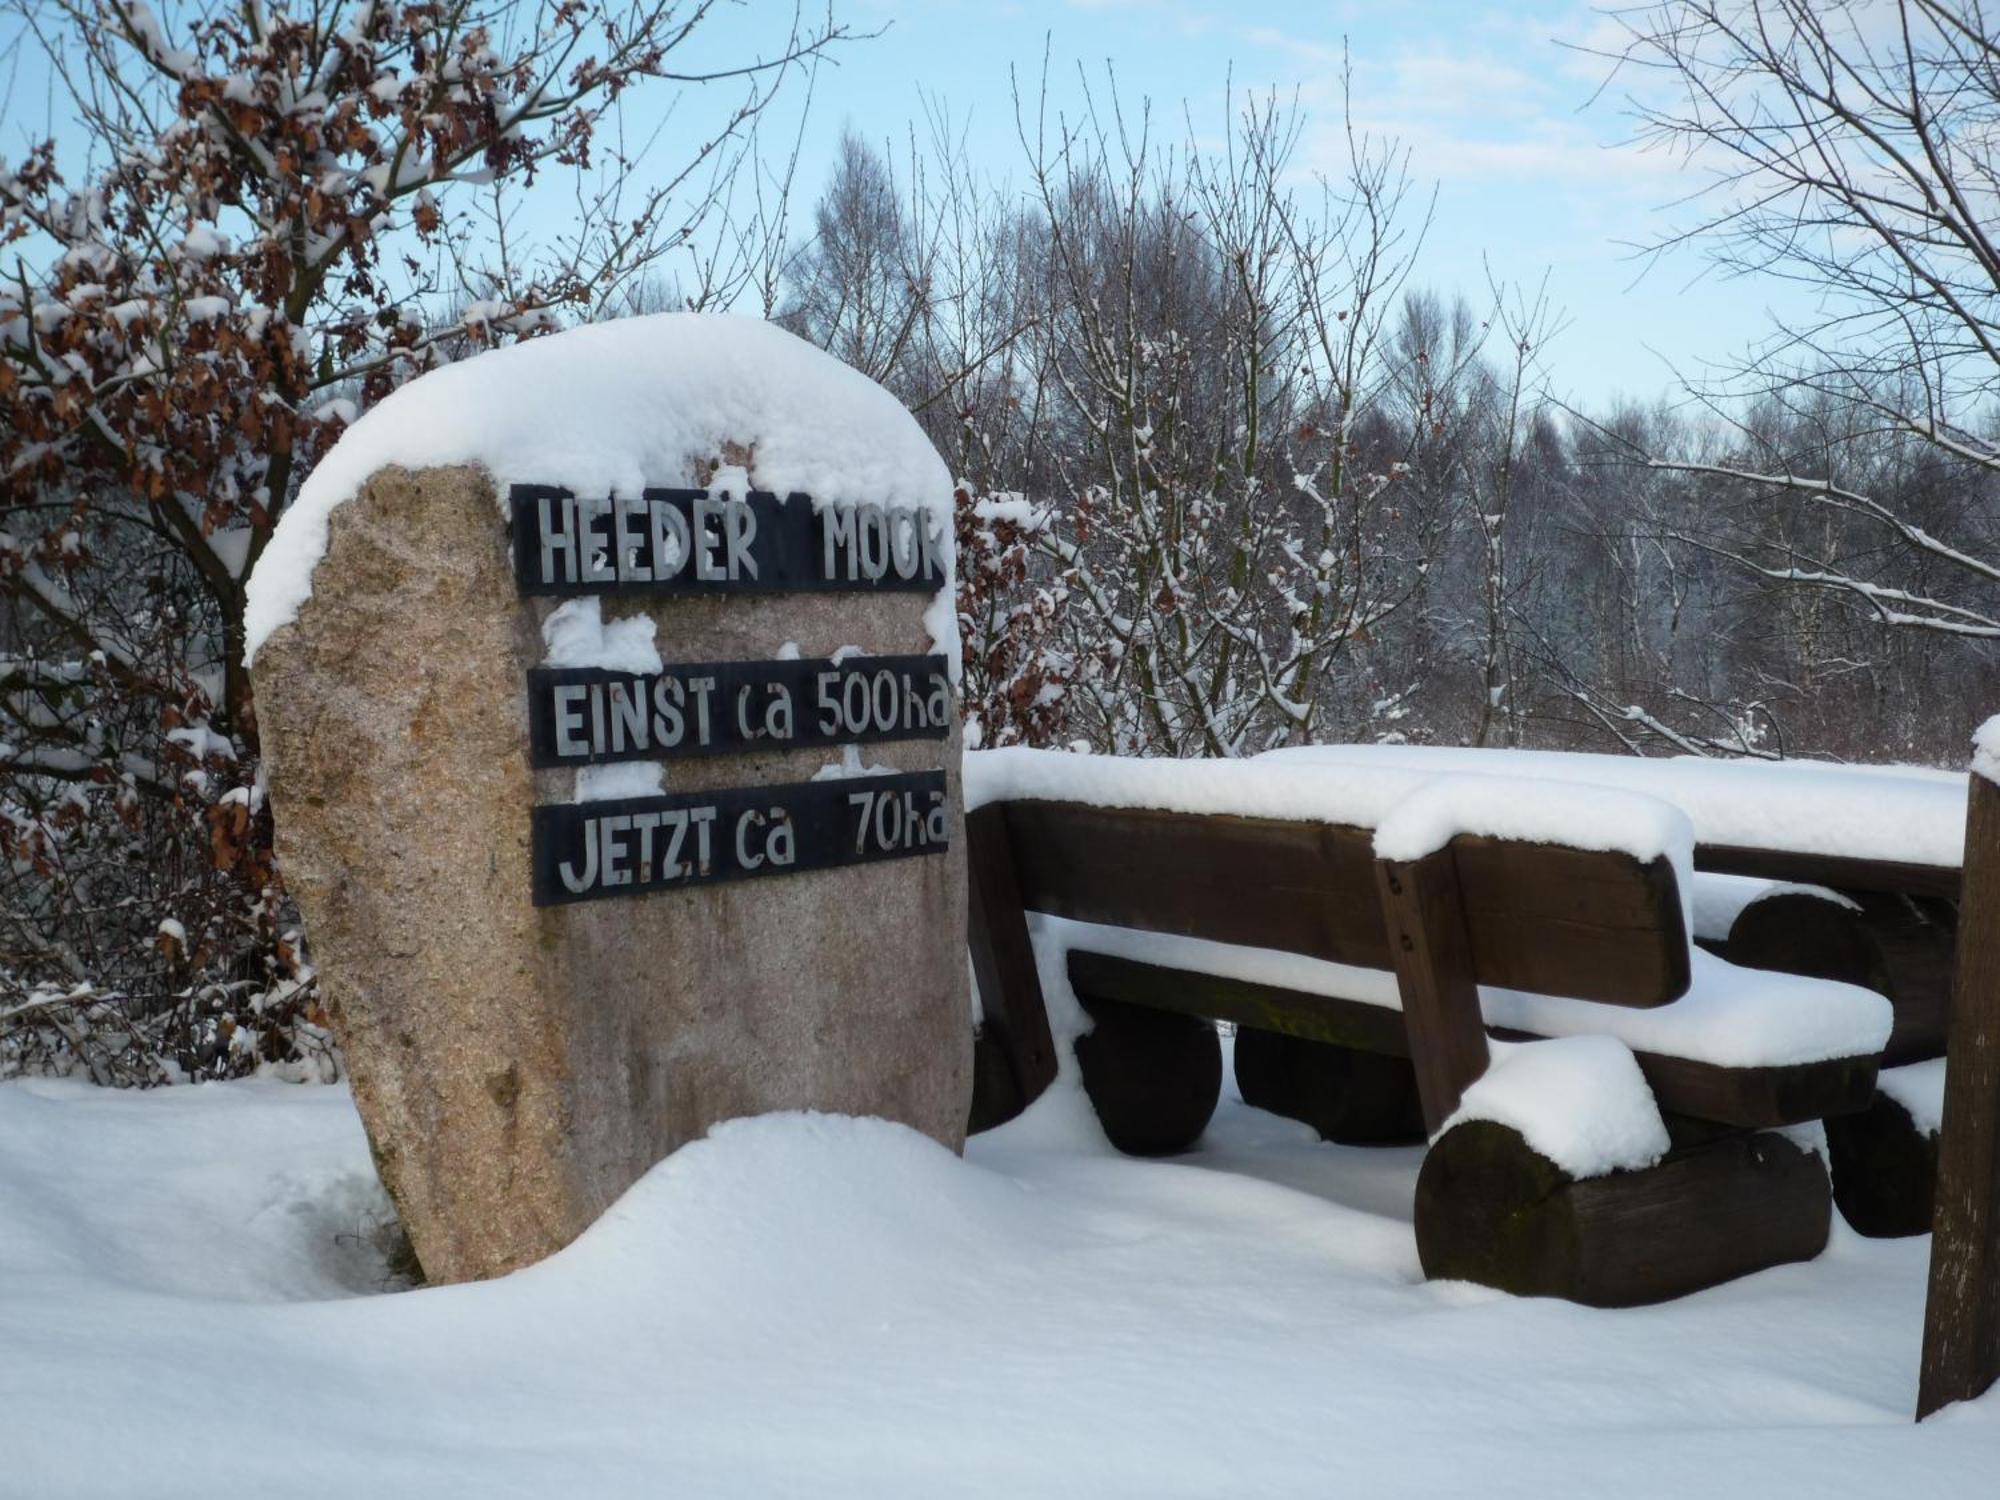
[5,1058,1995,1498]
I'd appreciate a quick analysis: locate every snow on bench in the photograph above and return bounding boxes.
[1030,914,1889,1072]
[1263,742,1966,875]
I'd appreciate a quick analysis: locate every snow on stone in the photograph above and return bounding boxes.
[1975,714,2000,786]
[576,762,665,803]
[1034,915,1889,1069]
[811,745,897,782]
[537,601,668,801]
[1267,743,1969,869]
[1444,1036,1670,1178]
[243,313,957,666]
[539,597,663,674]
[4,1075,1997,1494]
[1879,1057,1948,1136]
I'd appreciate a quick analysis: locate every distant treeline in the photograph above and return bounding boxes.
[764,120,1996,766]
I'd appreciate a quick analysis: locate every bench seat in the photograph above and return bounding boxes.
[1061,940,1884,1128]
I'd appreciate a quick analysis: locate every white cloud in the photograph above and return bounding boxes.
[1388,51,1542,117]
[1221,7,1684,195]
[1335,114,1685,189]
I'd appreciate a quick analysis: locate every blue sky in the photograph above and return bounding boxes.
[0,0,1811,401]
[708,0,1811,403]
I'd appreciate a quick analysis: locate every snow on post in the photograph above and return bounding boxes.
[248,313,971,1285]
[1974,715,2000,788]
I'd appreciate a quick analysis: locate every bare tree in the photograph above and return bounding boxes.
[1604,0,2000,645]
[1464,277,1565,746]
[1003,74,1433,755]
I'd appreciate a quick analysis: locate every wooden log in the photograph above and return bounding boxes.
[1066,952,1411,1055]
[1232,1026,1426,1145]
[1415,1121,1831,1307]
[1919,767,2000,1418]
[968,1026,1023,1136]
[1448,834,1690,1006]
[964,805,1058,1131]
[1003,800,1384,965]
[1376,850,1491,1133]
[1071,994,1222,1157]
[1826,1089,1938,1239]
[1619,1048,1876,1129]
[1727,887,1957,1066]
[1857,891,1959,1062]
[1726,887,1885,999]
[1696,843,1961,903]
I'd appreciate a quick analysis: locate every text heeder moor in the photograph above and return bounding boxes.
[511,487,945,596]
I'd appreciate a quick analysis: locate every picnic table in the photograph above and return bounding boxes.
[962,747,1907,1306]
[1262,744,1965,1238]
[960,737,2000,1416]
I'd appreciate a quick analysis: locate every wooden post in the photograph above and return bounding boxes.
[965,804,1058,1127]
[1918,762,2000,1419]
[1376,847,1491,1134]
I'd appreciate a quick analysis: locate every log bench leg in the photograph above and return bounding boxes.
[1827,1089,1940,1238]
[1415,1121,1832,1306]
[1233,1027,1426,1145]
[969,1026,1025,1136]
[1073,995,1222,1156]
[1727,887,1957,1067]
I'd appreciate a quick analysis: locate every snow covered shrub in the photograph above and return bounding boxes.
[781,96,1447,757]
[0,517,327,1083]
[0,0,845,1082]
[954,488,1079,749]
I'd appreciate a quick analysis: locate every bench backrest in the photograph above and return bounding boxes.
[968,795,1694,1135]
[996,800,1691,1006]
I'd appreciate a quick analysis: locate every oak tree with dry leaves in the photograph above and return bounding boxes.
[0,0,846,1079]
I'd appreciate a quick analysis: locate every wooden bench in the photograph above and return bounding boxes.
[1697,851,1959,1238]
[968,795,1886,1307]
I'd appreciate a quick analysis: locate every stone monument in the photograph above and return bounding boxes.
[245,315,971,1284]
